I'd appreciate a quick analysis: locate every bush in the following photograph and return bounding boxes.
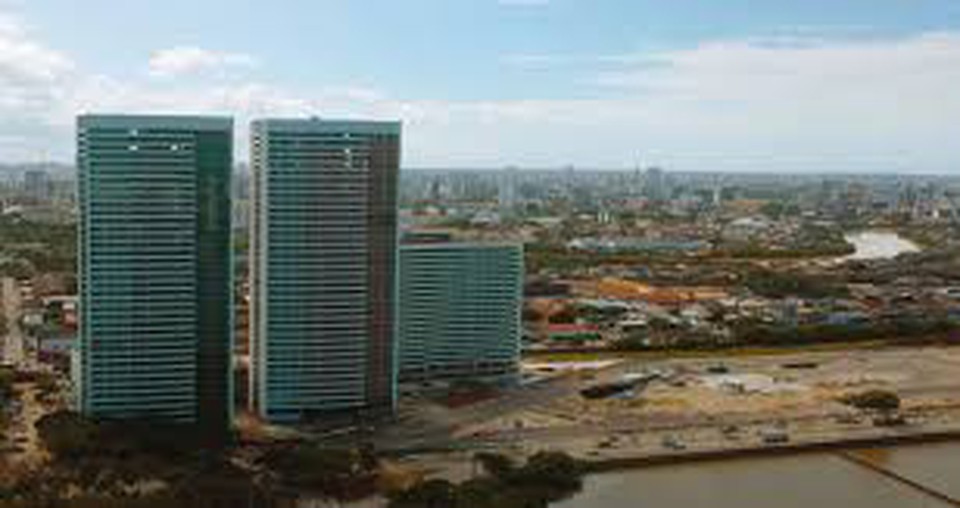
[390,451,585,508]
[508,451,584,496]
[841,390,901,412]
[260,444,378,500]
[474,452,515,479]
[35,411,100,459]
[744,271,848,299]
[734,319,959,347]
[0,216,76,274]
[0,368,15,401]
[36,411,220,470]
[35,372,59,400]
[455,477,503,507]
[388,479,457,508]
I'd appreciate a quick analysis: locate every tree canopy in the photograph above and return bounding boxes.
[841,390,902,412]
[389,451,585,508]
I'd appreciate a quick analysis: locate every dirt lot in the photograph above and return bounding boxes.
[379,346,960,475]
[482,347,960,432]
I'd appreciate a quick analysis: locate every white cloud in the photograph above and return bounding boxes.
[587,33,960,170]
[0,12,73,83]
[597,32,960,94]
[147,46,257,78]
[0,10,77,160]
[435,33,960,171]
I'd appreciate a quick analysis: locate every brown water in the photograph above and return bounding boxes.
[557,444,960,508]
[851,443,960,500]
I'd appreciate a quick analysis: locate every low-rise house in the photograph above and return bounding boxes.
[546,323,602,343]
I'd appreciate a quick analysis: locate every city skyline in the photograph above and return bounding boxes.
[4,107,960,505]
[0,1,957,172]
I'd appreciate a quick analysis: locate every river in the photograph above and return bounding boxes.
[843,231,921,260]
[557,443,960,508]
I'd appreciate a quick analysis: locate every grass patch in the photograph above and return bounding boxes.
[523,338,954,364]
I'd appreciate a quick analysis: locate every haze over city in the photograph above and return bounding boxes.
[1,0,958,171]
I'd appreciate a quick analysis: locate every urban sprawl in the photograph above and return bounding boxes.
[1,114,960,506]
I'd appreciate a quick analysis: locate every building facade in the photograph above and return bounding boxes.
[497,166,519,215]
[76,115,233,436]
[399,243,523,383]
[250,118,400,422]
[644,166,668,202]
[23,169,51,203]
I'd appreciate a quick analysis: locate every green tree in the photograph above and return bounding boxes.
[509,451,584,496]
[390,451,586,508]
[841,390,902,412]
[522,306,543,323]
[548,305,579,324]
[388,479,457,508]
[261,444,378,500]
[474,452,515,479]
[35,411,100,459]
[0,369,14,401]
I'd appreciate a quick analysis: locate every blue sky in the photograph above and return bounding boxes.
[1,0,958,171]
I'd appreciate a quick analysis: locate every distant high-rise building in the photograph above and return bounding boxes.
[564,165,576,198]
[399,242,523,382]
[250,118,400,422]
[711,176,724,209]
[498,166,519,214]
[76,115,233,437]
[632,167,644,199]
[428,177,443,202]
[644,167,667,202]
[22,169,51,203]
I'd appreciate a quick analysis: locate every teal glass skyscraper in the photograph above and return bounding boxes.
[399,243,523,382]
[250,118,400,423]
[76,115,233,436]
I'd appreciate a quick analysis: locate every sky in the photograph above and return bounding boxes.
[0,0,958,172]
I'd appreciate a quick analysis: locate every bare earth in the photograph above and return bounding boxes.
[378,346,960,479]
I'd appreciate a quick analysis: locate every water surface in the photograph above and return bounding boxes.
[843,231,920,260]
[557,446,960,508]
[852,443,960,500]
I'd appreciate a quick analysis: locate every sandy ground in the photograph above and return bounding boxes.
[379,346,960,479]
[468,347,960,433]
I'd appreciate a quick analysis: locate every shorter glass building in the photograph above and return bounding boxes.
[399,243,523,383]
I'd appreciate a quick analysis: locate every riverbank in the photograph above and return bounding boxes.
[585,423,960,472]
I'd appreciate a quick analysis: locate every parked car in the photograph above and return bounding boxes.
[661,435,687,450]
[761,430,790,444]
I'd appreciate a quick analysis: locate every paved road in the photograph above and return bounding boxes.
[0,277,50,470]
[379,373,591,450]
[1,277,25,366]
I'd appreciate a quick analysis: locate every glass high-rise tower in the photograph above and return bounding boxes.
[250,118,400,423]
[76,115,233,437]
[399,242,523,383]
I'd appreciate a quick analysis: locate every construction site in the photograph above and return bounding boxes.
[379,345,960,480]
